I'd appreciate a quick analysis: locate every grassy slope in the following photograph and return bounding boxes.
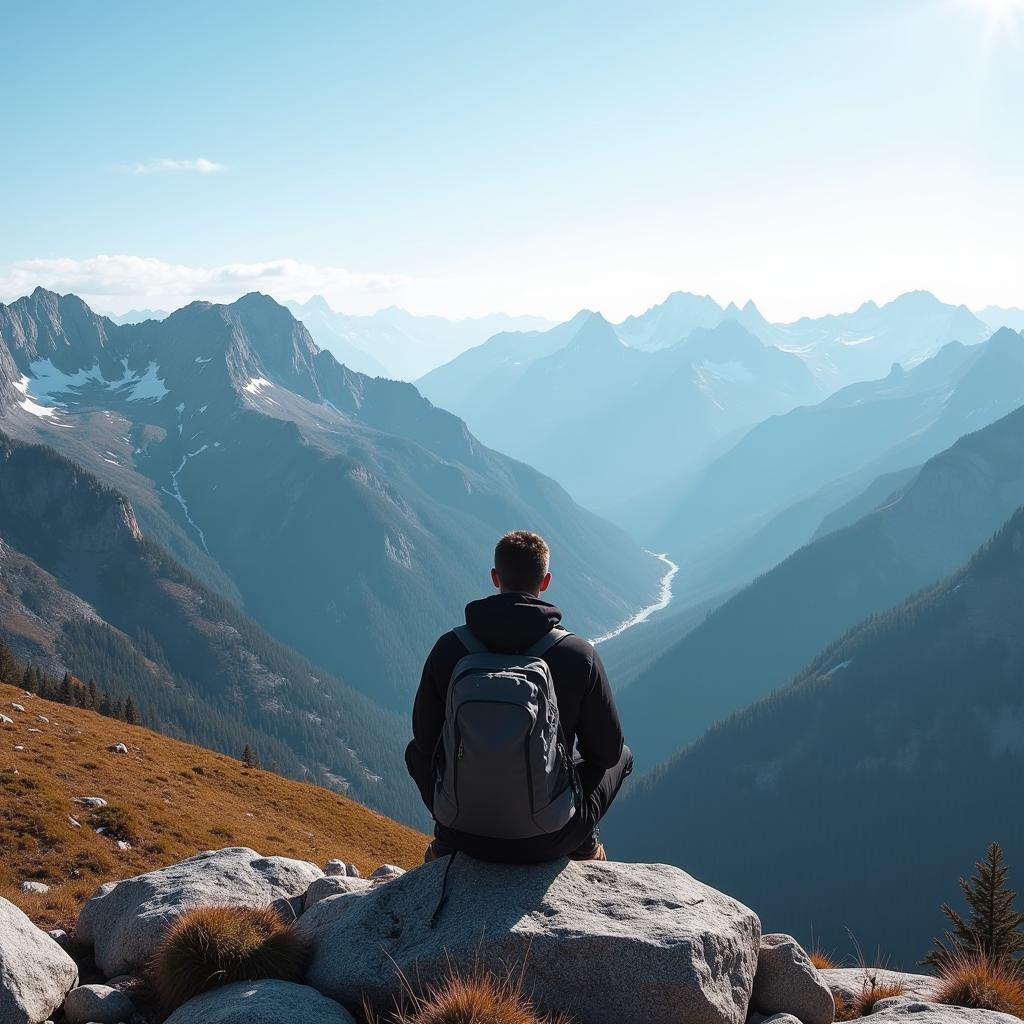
[0,683,426,930]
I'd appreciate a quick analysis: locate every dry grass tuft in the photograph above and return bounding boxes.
[151,905,308,1010]
[809,946,837,971]
[0,683,425,931]
[935,952,1024,1018]
[371,967,574,1024]
[834,975,907,1020]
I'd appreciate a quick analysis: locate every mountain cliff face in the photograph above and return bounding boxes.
[610,505,1024,967]
[422,313,820,515]
[0,290,661,710]
[621,398,1024,771]
[0,430,421,823]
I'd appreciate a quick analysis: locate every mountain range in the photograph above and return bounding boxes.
[651,327,1024,593]
[420,313,821,513]
[610,501,1024,966]
[285,296,553,381]
[0,289,662,716]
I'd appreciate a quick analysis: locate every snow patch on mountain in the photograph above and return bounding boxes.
[17,358,170,408]
[13,375,60,419]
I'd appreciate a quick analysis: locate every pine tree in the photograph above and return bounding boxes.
[0,639,18,685]
[124,696,138,725]
[241,744,259,769]
[87,679,98,709]
[926,842,1024,967]
[22,665,35,692]
[59,673,73,705]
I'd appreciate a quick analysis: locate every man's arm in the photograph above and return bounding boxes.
[574,647,625,770]
[405,638,447,811]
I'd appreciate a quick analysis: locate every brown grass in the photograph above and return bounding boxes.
[935,952,1024,1018]
[809,947,837,971]
[151,905,308,1010]
[0,683,426,930]
[370,967,574,1024]
[834,975,908,1020]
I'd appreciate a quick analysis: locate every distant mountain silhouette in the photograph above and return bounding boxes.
[103,308,170,325]
[287,295,552,381]
[774,290,990,390]
[977,305,1024,333]
[610,503,1024,967]
[0,289,660,711]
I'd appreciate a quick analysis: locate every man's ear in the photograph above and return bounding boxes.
[491,567,501,590]
[538,571,552,593]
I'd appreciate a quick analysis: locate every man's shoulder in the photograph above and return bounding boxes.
[551,629,596,665]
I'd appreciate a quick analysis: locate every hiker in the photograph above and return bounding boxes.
[406,530,633,863]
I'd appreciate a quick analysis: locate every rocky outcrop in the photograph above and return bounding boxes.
[303,857,761,1024]
[752,934,834,1024]
[163,979,356,1024]
[0,896,79,1024]
[821,969,941,1005]
[75,847,322,976]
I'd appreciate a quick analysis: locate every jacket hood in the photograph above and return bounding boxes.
[464,592,562,653]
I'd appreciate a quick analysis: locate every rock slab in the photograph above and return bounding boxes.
[752,934,834,1024]
[75,846,322,976]
[163,979,356,1024]
[821,969,941,1006]
[861,1001,1020,1024]
[63,983,135,1024]
[0,896,79,1024]
[304,857,761,1024]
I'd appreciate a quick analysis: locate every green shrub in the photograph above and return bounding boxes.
[90,804,141,843]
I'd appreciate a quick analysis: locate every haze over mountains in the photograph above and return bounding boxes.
[285,296,553,381]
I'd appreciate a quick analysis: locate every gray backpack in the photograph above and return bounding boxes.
[432,625,577,839]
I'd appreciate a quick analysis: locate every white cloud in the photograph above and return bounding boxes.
[0,255,430,316]
[116,158,226,175]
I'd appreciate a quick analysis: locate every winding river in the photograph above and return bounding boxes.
[591,550,680,645]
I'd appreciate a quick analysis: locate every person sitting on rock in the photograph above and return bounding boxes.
[406,529,633,863]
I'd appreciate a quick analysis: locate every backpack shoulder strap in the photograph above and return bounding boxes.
[453,625,488,655]
[524,626,572,659]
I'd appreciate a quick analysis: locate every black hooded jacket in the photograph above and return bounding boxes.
[405,592,625,815]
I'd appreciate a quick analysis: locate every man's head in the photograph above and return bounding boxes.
[492,530,551,595]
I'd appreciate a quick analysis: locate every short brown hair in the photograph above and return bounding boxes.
[494,530,550,592]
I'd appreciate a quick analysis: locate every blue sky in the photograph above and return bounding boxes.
[1,0,1022,320]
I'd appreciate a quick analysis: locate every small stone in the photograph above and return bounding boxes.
[1,714,14,725]
[10,702,25,712]
[19,880,50,894]
[63,983,136,1024]
[368,863,404,880]
[68,816,82,828]
[116,840,132,851]
[74,796,108,808]
[323,859,346,876]
[13,744,24,750]
[109,743,129,754]
[37,715,49,723]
